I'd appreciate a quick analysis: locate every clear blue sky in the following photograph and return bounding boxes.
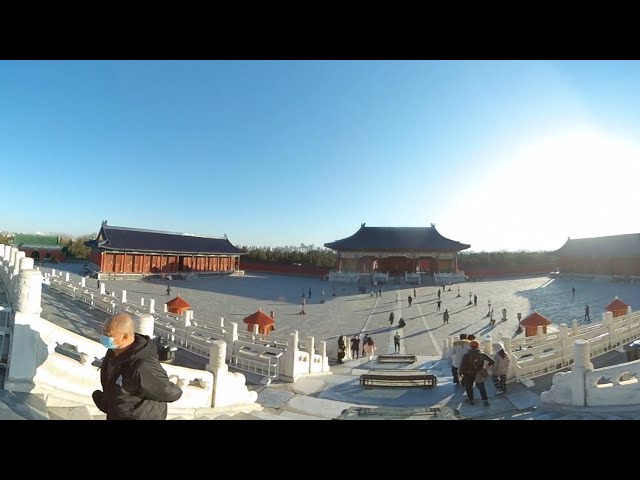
[2,60,640,251]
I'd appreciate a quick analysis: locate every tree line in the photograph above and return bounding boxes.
[459,250,557,268]
[239,247,337,268]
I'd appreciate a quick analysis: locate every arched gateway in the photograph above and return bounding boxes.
[324,223,470,284]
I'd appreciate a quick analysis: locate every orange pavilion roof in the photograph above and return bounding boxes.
[520,311,552,327]
[165,295,191,308]
[243,309,275,326]
[606,297,629,311]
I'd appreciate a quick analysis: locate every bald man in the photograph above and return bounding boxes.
[92,313,183,420]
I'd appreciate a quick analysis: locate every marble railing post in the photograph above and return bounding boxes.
[148,299,155,314]
[306,336,315,373]
[135,313,155,338]
[4,267,45,392]
[483,336,493,355]
[282,330,299,381]
[100,283,106,295]
[183,310,191,328]
[80,277,86,288]
[536,325,545,343]
[163,303,168,313]
[571,339,593,407]
[140,297,145,307]
[319,341,329,372]
[572,319,579,335]
[65,272,70,282]
[628,306,633,316]
[442,338,449,359]
[602,311,616,348]
[225,322,239,361]
[219,316,224,328]
[121,290,128,304]
[252,324,259,335]
[558,324,569,365]
[207,340,227,407]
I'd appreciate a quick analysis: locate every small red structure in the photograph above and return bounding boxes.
[606,297,629,318]
[520,311,552,337]
[243,308,275,335]
[166,295,191,315]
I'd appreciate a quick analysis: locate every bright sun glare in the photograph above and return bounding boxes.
[448,128,640,251]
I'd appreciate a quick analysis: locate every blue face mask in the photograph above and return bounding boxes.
[100,334,121,350]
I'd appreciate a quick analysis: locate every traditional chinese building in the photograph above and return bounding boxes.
[85,222,242,278]
[555,233,640,277]
[324,223,470,274]
[11,234,65,263]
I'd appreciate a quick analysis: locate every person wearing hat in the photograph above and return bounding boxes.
[458,340,495,406]
[492,341,510,395]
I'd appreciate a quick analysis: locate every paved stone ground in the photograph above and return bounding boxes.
[3,264,640,419]
[38,264,640,359]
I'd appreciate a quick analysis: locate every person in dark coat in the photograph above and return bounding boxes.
[459,340,495,406]
[389,311,395,325]
[92,313,183,420]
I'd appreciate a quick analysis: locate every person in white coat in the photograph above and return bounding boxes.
[492,341,510,395]
[450,334,471,384]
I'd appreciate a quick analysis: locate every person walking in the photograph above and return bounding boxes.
[92,313,183,420]
[474,294,478,307]
[437,299,441,311]
[585,304,591,322]
[459,340,495,406]
[166,285,171,296]
[413,288,417,298]
[389,311,395,326]
[492,341,510,395]
[443,309,449,325]
[361,333,369,357]
[450,334,471,384]
[572,286,576,297]
[350,335,360,360]
[393,332,401,353]
[364,337,376,361]
[408,295,412,307]
[337,336,346,364]
[437,289,441,300]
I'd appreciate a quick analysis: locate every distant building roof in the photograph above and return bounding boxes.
[11,234,62,250]
[556,234,640,258]
[324,224,470,252]
[520,311,552,327]
[86,224,241,255]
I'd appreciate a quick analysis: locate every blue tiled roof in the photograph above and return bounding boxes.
[556,233,640,257]
[324,225,470,251]
[87,225,241,255]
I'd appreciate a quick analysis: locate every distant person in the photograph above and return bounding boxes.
[443,309,449,325]
[337,336,346,364]
[572,286,576,297]
[437,299,441,311]
[389,312,395,326]
[585,304,590,322]
[92,313,183,420]
[437,289,441,300]
[97,279,101,289]
[474,294,478,307]
[413,288,417,298]
[408,295,413,307]
[166,285,171,296]
[393,332,401,353]
[308,288,312,299]
[468,292,473,305]
[398,317,406,328]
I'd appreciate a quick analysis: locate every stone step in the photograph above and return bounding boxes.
[48,406,94,420]
[0,390,49,420]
